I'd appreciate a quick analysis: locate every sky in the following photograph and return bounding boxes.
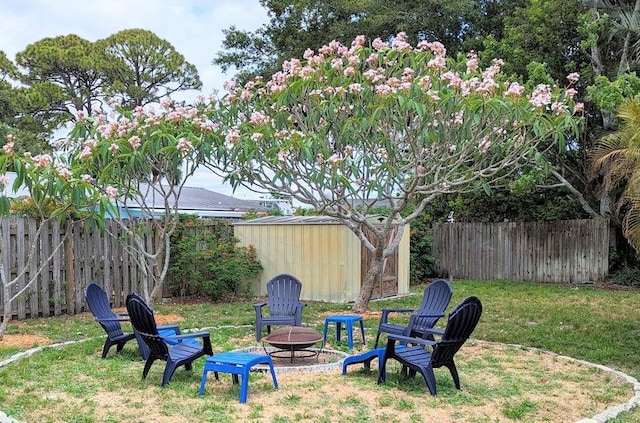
[0,0,270,199]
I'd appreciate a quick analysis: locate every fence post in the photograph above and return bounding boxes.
[65,229,75,314]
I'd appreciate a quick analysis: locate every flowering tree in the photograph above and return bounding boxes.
[212,33,583,312]
[68,99,223,301]
[0,135,108,339]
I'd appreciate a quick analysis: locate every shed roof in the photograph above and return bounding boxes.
[234,215,342,225]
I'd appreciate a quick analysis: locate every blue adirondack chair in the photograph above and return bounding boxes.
[125,292,213,386]
[85,282,180,359]
[254,273,305,341]
[378,296,483,395]
[85,282,136,358]
[374,279,453,348]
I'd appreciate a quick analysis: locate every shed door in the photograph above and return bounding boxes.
[361,226,399,299]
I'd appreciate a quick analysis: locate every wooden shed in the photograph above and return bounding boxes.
[233,215,410,303]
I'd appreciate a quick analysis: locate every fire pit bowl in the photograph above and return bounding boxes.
[262,326,322,350]
[262,326,323,362]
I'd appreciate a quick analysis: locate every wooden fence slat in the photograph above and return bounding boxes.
[433,218,609,283]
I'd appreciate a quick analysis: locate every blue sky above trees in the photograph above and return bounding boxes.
[1,0,269,198]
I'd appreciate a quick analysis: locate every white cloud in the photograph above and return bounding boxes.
[1,0,269,198]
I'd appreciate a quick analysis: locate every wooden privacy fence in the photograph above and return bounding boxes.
[432,218,610,283]
[0,217,156,320]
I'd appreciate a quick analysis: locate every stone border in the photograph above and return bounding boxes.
[234,346,349,372]
[478,340,640,423]
[0,336,638,422]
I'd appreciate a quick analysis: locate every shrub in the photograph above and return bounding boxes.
[169,216,263,300]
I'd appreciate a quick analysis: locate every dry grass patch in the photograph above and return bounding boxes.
[0,340,633,422]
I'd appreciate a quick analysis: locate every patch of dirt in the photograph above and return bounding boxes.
[0,313,184,348]
[0,334,52,348]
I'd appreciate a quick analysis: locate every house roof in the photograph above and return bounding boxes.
[122,184,269,218]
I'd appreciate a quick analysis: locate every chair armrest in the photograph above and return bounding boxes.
[387,333,436,347]
[116,312,129,317]
[253,302,267,309]
[420,327,445,336]
[158,324,181,335]
[164,331,210,342]
[96,316,130,323]
[379,307,414,325]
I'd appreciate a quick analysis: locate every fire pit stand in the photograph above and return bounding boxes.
[262,326,323,363]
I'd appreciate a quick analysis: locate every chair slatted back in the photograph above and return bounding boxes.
[85,282,125,338]
[126,293,169,360]
[431,296,482,368]
[412,279,453,334]
[266,274,302,317]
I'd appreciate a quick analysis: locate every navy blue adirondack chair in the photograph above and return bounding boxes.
[378,296,483,396]
[374,279,453,348]
[125,292,213,386]
[85,282,180,359]
[254,274,305,341]
[85,282,136,358]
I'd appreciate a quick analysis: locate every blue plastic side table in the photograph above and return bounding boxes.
[323,314,366,349]
[198,352,278,403]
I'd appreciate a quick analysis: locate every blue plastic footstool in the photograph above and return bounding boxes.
[198,352,278,403]
[323,314,366,349]
[342,347,385,374]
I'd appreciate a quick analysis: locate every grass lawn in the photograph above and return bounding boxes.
[0,280,638,422]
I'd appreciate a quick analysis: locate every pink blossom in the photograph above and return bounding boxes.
[327,154,340,165]
[391,32,411,51]
[109,143,120,154]
[573,102,585,113]
[303,48,314,59]
[402,67,415,81]
[3,141,14,156]
[251,133,263,142]
[351,35,366,48]
[551,101,567,115]
[225,128,240,145]
[80,147,93,159]
[331,58,343,69]
[372,37,389,50]
[348,83,363,93]
[417,76,432,90]
[429,41,446,57]
[76,110,85,122]
[565,88,578,99]
[250,111,269,125]
[0,175,8,188]
[129,135,141,149]
[33,154,52,168]
[505,82,525,97]
[452,111,464,125]
[567,72,580,84]
[177,137,194,152]
[344,66,356,77]
[375,84,394,95]
[105,185,119,200]
[466,52,479,73]
[366,53,379,64]
[479,136,491,152]
[344,145,354,156]
[55,163,72,180]
[427,56,446,71]
[441,71,462,89]
[529,84,552,108]
[278,150,290,161]
[81,174,93,183]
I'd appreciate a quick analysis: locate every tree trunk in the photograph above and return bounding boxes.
[352,247,384,313]
[0,266,11,341]
[618,0,640,76]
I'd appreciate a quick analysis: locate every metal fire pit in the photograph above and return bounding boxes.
[262,326,323,363]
